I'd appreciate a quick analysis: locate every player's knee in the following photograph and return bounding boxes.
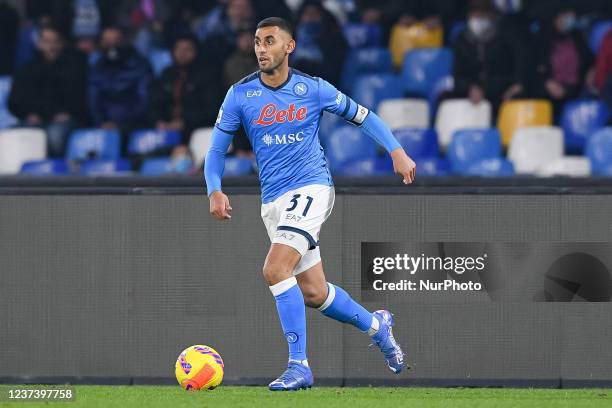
[262,262,293,286]
[301,283,327,308]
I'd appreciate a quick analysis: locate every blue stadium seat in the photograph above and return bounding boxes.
[401,48,453,97]
[340,47,392,94]
[585,128,612,176]
[415,157,451,176]
[20,159,70,175]
[0,76,18,129]
[560,100,609,152]
[428,75,454,113]
[392,128,439,158]
[140,157,174,176]
[343,23,383,49]
[350,73,403,111]
[447,128,502,174]
[465,158,515,177]
[224,157,254,176]
[80,159,131,175]
[128,129,181,155]
[148,48,173,76]
[66,129,121,160]
[589,20,612,54]
[325,125,377,169]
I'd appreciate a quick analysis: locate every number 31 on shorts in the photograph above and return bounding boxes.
[285,194,314,217]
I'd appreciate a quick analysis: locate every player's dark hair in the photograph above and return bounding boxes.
[256,17,294,38]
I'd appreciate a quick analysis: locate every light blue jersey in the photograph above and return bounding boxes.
[206,68,400,203]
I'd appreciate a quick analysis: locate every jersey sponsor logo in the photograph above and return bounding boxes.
[215,108,223,125]
[262,131,305,146]
[293,82,308,96]
[254,103,308,126]
[335,91,343,105]
[246,89,262,97]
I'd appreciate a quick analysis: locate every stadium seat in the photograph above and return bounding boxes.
[465,158,515,177]
[350,73,403,111]
[20,159,70,175]
[560,100,609,152]
[189,127,214,167]
[0,76,18,129]
[400,48,453,97]
[585,127,612,175]
[389,23,444,68]
[80,159,131,175]
[148,48,173,76]
[325,125,377,169]
[0,128,46,174]
[66,129,121,161]
[415,157,451,176]
[140,157,174,176]
[537,157,591,177]
[333,156,393,176]
[434,99,492,150]
[224,157,255,176]
[428,75,454,113]
[128,129,181,155]
[447,128,501,174]
[497,99,553,146]
[377,99,429,129]
[507,127,564,174]
[392,128,439,158]
[589,20,612,53]
[343,23,382,49]
[340,48,393,94]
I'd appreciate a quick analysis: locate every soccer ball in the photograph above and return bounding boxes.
[175,345,224,390]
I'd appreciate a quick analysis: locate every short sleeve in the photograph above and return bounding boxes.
[215,86,241,133]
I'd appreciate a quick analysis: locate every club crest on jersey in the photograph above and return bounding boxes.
[293,82,308,96]
[254,103,307,126]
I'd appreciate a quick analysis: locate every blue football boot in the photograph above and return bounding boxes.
[268,361,314,391]
[371,310,405,374]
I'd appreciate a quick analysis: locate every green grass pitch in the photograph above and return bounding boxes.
[0,386,610,408]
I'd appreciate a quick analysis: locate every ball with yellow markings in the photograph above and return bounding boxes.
[175,345,224,390]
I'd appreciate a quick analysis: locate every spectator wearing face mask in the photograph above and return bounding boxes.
[149,34,222,143]
[452,0,528,111]
[88,26,153,144]
[292,0,348,86]
[594,31,612,110]
[8,25,88,157]
[530,4,593,117]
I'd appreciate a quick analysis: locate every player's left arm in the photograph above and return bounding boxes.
[319,79,416,184]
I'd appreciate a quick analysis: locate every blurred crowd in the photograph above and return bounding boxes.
[0,0,611,164]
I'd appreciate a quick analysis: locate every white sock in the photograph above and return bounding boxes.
[367,315,380,337]
[288,359,309,367]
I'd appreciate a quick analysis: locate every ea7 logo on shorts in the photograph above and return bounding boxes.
[275,231,295,240]
[246,89,262,97]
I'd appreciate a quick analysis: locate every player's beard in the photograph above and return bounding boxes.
[259,55,284,74]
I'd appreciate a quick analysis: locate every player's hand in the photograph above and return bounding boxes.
[390,148,416,185]
[209,191,232,220]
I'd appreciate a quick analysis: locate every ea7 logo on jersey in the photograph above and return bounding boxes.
[246,89,262,97]
[254,103,307,126]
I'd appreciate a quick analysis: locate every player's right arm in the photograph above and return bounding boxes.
[205,86,241,220]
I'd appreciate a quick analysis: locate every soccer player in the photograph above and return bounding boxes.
[205,17,416,391]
